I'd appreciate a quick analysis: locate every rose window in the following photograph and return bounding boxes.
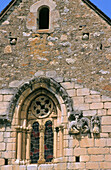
[31,95,54,118]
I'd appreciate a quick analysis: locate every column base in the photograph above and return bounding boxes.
[38,159,45,164]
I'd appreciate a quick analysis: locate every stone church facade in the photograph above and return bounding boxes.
[0,0,111,169]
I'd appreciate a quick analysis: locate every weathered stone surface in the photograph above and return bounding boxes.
[4,46,12,54]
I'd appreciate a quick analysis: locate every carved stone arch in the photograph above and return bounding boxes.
[10,77,73,123]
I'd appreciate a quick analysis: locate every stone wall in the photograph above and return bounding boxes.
[0,80,111,169]
[0,0,111,97]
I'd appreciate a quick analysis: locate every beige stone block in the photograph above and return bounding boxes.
[3,95,13,102]
[105,155,111,161]
[38,164,53,170]
[19,165,27,170]
[102,126,111,132]
[80,155,89,162]
[67,89,76,97]
[68,162,85,169]
[107,109,111,115]
[77,88,89,96]
[88,148,109,154]
[102,95,111,102]
[100,133,109,138]
[90,103,103,109]
[95,138,106,147]
[98,109,107,116]
[74,148,87,156]
[27,165,38,170]
[0,102,9,108]
[0,143,5,151]
[4,132,10,138]
[0,95,3,101]
[90,155,104,161]
[0,132,3,142]
[69,139,79,148]
[107,138,111,146]
[6,143,15,151]
[64,148,73,156]
[100,162,111,169]
[85,95,100,103]
[80,138,94,147]
[54,163,67,170]
[68,156,75,162]
[83,110,96,116]
[0,159,5,165]
[61,82,75,89]
[86,162,99,169]
[4,45,12,54]
[64,140,69,148]
[1,165,13,170]
[74,103,89,110]
[104,102,111,109]
[72,97,84,105]
[102,116,111,125]
[75,84,83,89]
[2,151,15,159]
[11,132,16,138]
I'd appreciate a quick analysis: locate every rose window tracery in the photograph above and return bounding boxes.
[30,95,54,118]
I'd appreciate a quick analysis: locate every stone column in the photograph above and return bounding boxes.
[38,125,45,164]
[26,128,32,164]
[59,125,64,157]
[53,127,57,159]
[15,126,22,164]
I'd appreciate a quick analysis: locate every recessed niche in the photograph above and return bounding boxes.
[82,33,89,40]
[76,156,80,162]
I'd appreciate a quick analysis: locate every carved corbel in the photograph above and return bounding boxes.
[91,115,101,134]
[68,110,90,135]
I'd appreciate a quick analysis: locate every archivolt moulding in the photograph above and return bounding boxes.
[8,77,73,122]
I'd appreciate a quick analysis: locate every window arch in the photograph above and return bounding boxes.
[38,7,49,29]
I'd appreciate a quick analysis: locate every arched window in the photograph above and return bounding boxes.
[30,122,39,163]
[44,120,53,162]
[39,7,49,29]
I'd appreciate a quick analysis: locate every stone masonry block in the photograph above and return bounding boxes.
[102,126,111,132]
[6,143,15,151]
[64,148,73,156]
[1,165,13,170]
[3,95,13,102]
[26,165,38,170]
[0,132,3,142]
[98,109,107,116]
[38,164,53,170]
[4,132,10,138]
[90,155,104,162]
[68,163,85,169]
[74,103,89,110]
[86,162,99,169]
[90,103,103,109]
[88,148,109,154]
[77,88,89,96]
[105,155,111,161]
[72,97,84,105]
[104,102,111,109]
[100,162,111,169]
[107,138,111,146]
[85,95,101,103]
[67,89,76,97]
[80,155,89,162]
[0,159,5,165]
[0,143,5,151]
[74,148,87,156]
[0,95,3,101]
[83,110,96,116]
[61,82,75,89]
[95,138,106,147]
[102,116,111,125]
[107,109,111,115]
[80,138,94,147]
[102,95,111,102]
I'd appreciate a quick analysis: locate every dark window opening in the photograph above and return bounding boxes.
[5,159,8,165]
[76,156,80,162]
[30,122,39,163]
[39,7,49,29]
[44,120,53,162]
